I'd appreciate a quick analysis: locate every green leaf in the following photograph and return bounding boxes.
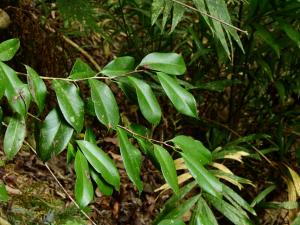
[292,213,300,225]
[90,170,113,196]
[255,24,280,57]
[278,19,300,48]
[67,143,76,164]
[139,53,186,75]
[194,79,241,92]
[223,185,256,215]
[182,152,222,198]
[84,127,97,144]
[25,65,47,113]
[162,0,173,31]
[157,72,197,117]
[52,80,84,133]
[4,116,26,160]
[101,56,135,77]
[37,109,74,161]
[0,107,3,123]
[89,79,120,128]
[194,197,218,225]
[162,194,200,221]
[74,150,94,208]
[151,0,164,25]
[171,3,185,32]
[128,77,161,125]
[206,194,254,225]
[0,62,31,117]
[0,70,5,99]
[0,38,20,61]
[154,144,179,195]
[77,140,120,190]
[250,184,276,207]
[69,58,96,79]
[0,183,8,202]
[117,128,143,192]
[260,201,298,210]
[171,136,212,165]
[158,219,185,225]
[154,181,197,224]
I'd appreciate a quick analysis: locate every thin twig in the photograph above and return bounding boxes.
[62,35,102,72]
[23,140,97,225]
[172,0,248,35]
[117,125,175,149]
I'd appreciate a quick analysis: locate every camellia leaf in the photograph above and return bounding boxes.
[74,150,94,208]
[128,77,161,125]
[0,70,6,99]
[139,53,186,75]
[90,170,114,196]
[171,136,212,165]
[0,62,31,117]
[0,183,8,202]
[182,152,222,198]
[67,143,76,164]
[25,65,47,113]
[117,128,143,192]
[77,140,120,190]
[0,38,20,61]
[52,80,84,133]
[101,56,135,77]
[157,72,197,117]
[37,109,74,161]
[89,79,119,128]
[4,116,26,160]
[69,58,96,80]
[154,144,179,195]
[158,219,185,225]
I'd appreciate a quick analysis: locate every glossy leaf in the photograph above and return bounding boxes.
[26,65,47,113]
[182,152,222,198]
[158,219,185,225]
[4,116,26,160]
[74,150,94,208]
[69,58,96,79]
[128,77,161,125]
[0,183,8,202]
[0,38,20,61]
[52,80,84,132]
[171,135,212,165]
[67,143,76,164]
[37,109,74,161]
[89,79,119,128]
[206,194,254,225]
[139,53,186,75]
[77,140,120,190]
[90,170,113,196]
[101,56,135,77]
[84,127,97,144]
[0,62,31,117]
[117,128,143,192]
[154,144,179,195]
[157,72,197,117]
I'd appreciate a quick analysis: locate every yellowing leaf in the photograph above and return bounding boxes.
[211,162,233,175]
[224,151,249,162]
[287,166,300,197]
[155,172,192,193]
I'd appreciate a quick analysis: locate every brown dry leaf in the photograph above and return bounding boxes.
[211,162,233,175]
[216,175,243,190]
[224,151,249,162]
[154,172,192,192]
[174,158,186,171]
[287,166,300,197]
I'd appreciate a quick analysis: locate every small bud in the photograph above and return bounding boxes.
[0,9,11,29]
